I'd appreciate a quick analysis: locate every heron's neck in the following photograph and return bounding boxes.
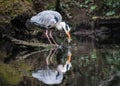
[57,64,67,73]
[56,22,65,31]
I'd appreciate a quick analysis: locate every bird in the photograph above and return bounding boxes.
[30,10,71,46]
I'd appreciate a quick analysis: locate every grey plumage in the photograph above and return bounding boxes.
[32,69,63,85]
[30,10,62,28]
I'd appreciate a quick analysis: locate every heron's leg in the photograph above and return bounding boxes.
[45,30,53,45]
[49,30,59,46]
[50,47,58,64]
[46,48,53,65]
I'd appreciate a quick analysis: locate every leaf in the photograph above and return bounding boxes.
[106,11,115,16]
[85,0,90,4]
[79,4,88,8]
[90,5,97,12]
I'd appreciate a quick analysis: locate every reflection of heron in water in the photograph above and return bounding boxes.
[32,67,64,85]
[32,46,72,85]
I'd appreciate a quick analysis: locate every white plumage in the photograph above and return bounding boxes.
[30,10,71,45]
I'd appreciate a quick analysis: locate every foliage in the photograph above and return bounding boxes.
[0,0,33,23]
[0,61,33,85]
[0,62,22,85]
[44,0,119,16]
[45,3,56,10]
[106,50,120,65]
[60,0,119,16]
[103,0,120,16]
[79,0,98,13]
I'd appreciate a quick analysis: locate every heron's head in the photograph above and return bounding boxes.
[56,22,71,42]
[57,61,72,73]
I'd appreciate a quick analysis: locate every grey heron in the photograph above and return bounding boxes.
[30,10,71,46]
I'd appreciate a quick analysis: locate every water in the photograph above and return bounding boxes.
[0,23,120,86]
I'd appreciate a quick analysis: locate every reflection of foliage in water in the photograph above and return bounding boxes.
[0,61,33,85]
[106,50,120,65]
[71,48,120,86]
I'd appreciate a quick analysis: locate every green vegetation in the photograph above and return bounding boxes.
[58,0,120,16]
[45,3,56,10]
[0,62,22,85]
[0,0,33,23]
[106,50,120,65]
[0,61,33,85]
[103,0,120,16]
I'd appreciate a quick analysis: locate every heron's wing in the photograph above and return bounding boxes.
[37,10,62,21]
[32,69,63,85]
[31,10,62,28]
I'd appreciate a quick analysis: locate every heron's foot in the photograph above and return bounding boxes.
[55,44,60,46]
[50,60,54,65]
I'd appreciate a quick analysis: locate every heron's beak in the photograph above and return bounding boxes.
[67,55,71,63]
[67,32,71,42]
[67,51,72,63]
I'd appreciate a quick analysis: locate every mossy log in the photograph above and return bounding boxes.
[4,35,56,48]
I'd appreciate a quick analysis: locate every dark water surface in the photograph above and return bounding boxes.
[0,23,120,86]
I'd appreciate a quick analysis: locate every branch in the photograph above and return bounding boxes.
[16,49,49,60]
[92,15,120,20]
[4,35,55,48]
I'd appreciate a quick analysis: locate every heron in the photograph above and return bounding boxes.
[30,10,71,46]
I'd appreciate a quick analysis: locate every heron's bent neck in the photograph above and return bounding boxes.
[57,64,67,73]
[56,22,65,31]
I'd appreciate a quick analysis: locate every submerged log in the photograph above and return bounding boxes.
[4,35,56,48]
[16,49,49,60]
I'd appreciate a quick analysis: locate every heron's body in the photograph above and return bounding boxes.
[32,69,63,85]
[31,10,62,29]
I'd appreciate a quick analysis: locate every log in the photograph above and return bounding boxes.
[16,49,49,60]
[4,35,56,48]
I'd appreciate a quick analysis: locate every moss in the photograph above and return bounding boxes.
[0,61,33,85]
[45,3,56,10]
[0,0,34,23]
[0,62,22,85]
